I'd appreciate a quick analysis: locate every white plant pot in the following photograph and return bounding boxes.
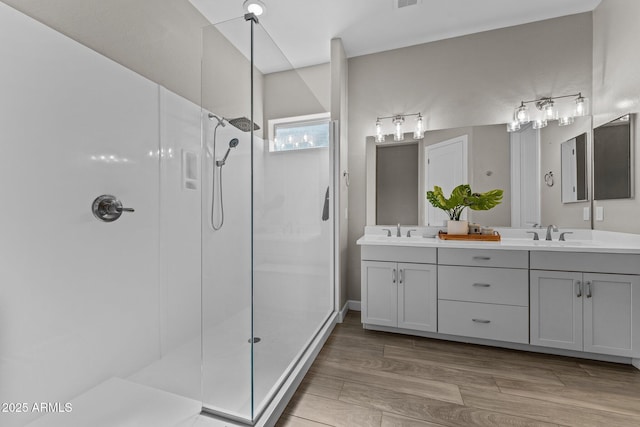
[447,220,469,235]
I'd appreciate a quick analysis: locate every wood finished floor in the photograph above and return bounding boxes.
[277,311,640,427]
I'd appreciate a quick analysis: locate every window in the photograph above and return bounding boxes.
[268,113,330,152]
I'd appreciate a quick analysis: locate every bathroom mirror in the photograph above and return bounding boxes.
[593,114,632,200]
[561,133,588,203]
[366,117,593,229]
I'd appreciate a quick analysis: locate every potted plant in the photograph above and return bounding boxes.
[426,184,503,235]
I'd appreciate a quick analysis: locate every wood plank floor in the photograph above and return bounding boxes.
[277,311,640,427]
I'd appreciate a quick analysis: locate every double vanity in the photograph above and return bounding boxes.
[357,228,640,369]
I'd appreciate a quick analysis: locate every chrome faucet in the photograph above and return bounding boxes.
[396,223,402,237]
[545,225,558,241]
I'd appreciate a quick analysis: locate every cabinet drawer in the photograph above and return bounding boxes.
[438,248,528,269]
[361,245,436,264]
[438,266,528,306]
[438,300,529,344]
[530,251,640,275]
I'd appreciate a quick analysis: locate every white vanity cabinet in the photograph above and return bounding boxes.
[437,248,530,344]
[361,246,437,332]
[531,252,640,357]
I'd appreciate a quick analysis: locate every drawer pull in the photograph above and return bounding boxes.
[473,283,491,288]
[472,256,491,261]
[585,281,592,298]
[399,269,404,284]
[392,269,397,284]
[472,318,491,324]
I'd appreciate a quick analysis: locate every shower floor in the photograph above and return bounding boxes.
[129,304,330,421]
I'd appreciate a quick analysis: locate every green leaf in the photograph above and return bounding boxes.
[426,185,503,220]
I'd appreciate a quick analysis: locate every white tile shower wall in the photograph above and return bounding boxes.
[158,88,202,356]
[0,4,201,426]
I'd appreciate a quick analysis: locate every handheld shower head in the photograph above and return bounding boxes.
[216,138,239,167]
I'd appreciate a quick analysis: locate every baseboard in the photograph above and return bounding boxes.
[337,300,361,323]
[364,323,633,365]
[347,300,361,311]
[337,301,349,323]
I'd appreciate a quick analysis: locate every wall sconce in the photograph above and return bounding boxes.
[507,92,588,132]
[374,112,425,142]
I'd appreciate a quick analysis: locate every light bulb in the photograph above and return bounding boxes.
[558,116,574,126]
[514,103,529,124]
[532,118,548,130]
[413,114,424,139]
[375,119,385,143]
[543,100,558,120]
[393,116,404,142]
[575,95,588,117]
[507,121,521,132]
[243,0,266,16]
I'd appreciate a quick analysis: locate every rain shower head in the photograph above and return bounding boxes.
[227,117,260,132]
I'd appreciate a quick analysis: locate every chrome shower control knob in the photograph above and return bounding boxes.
[92,195,135,222]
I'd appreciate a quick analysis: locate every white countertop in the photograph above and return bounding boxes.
[357,227,640,254]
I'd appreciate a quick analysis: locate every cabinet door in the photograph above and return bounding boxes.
[530,270,583,351]
[583,273,639,357]
[362,261,397,327]
[397,263,437,332]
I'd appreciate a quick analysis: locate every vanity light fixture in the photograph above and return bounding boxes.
[243,0,266,16]
[374,112,425,142]
[508,93,588,132]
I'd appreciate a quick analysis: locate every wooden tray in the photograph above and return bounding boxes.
[438,230,501,241]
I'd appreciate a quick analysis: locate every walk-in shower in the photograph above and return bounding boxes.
[200,11,335,425]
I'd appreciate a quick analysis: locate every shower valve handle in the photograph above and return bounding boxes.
[92,195,135,222]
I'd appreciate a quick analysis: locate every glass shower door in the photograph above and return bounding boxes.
[200,14,334,423]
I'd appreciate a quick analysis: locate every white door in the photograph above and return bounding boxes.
[583,273,638,357]
[510,124,540,227]
[530,270,583,351]
[362,261,397,327]
[425,136,468,226]
[561,138,578,203]
[397,263,437,332]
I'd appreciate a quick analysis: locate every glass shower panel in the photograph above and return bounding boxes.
[251,22,334,419]
[201,15,333,423]
[201,17,254,421]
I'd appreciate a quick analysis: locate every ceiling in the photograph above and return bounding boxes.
[190,0,601,73]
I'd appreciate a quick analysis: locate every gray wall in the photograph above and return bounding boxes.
[592,0,640,232]
[376,144,419,226]
[348,13,593,301]
[263,63,330,129]
[1,0,207,106]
